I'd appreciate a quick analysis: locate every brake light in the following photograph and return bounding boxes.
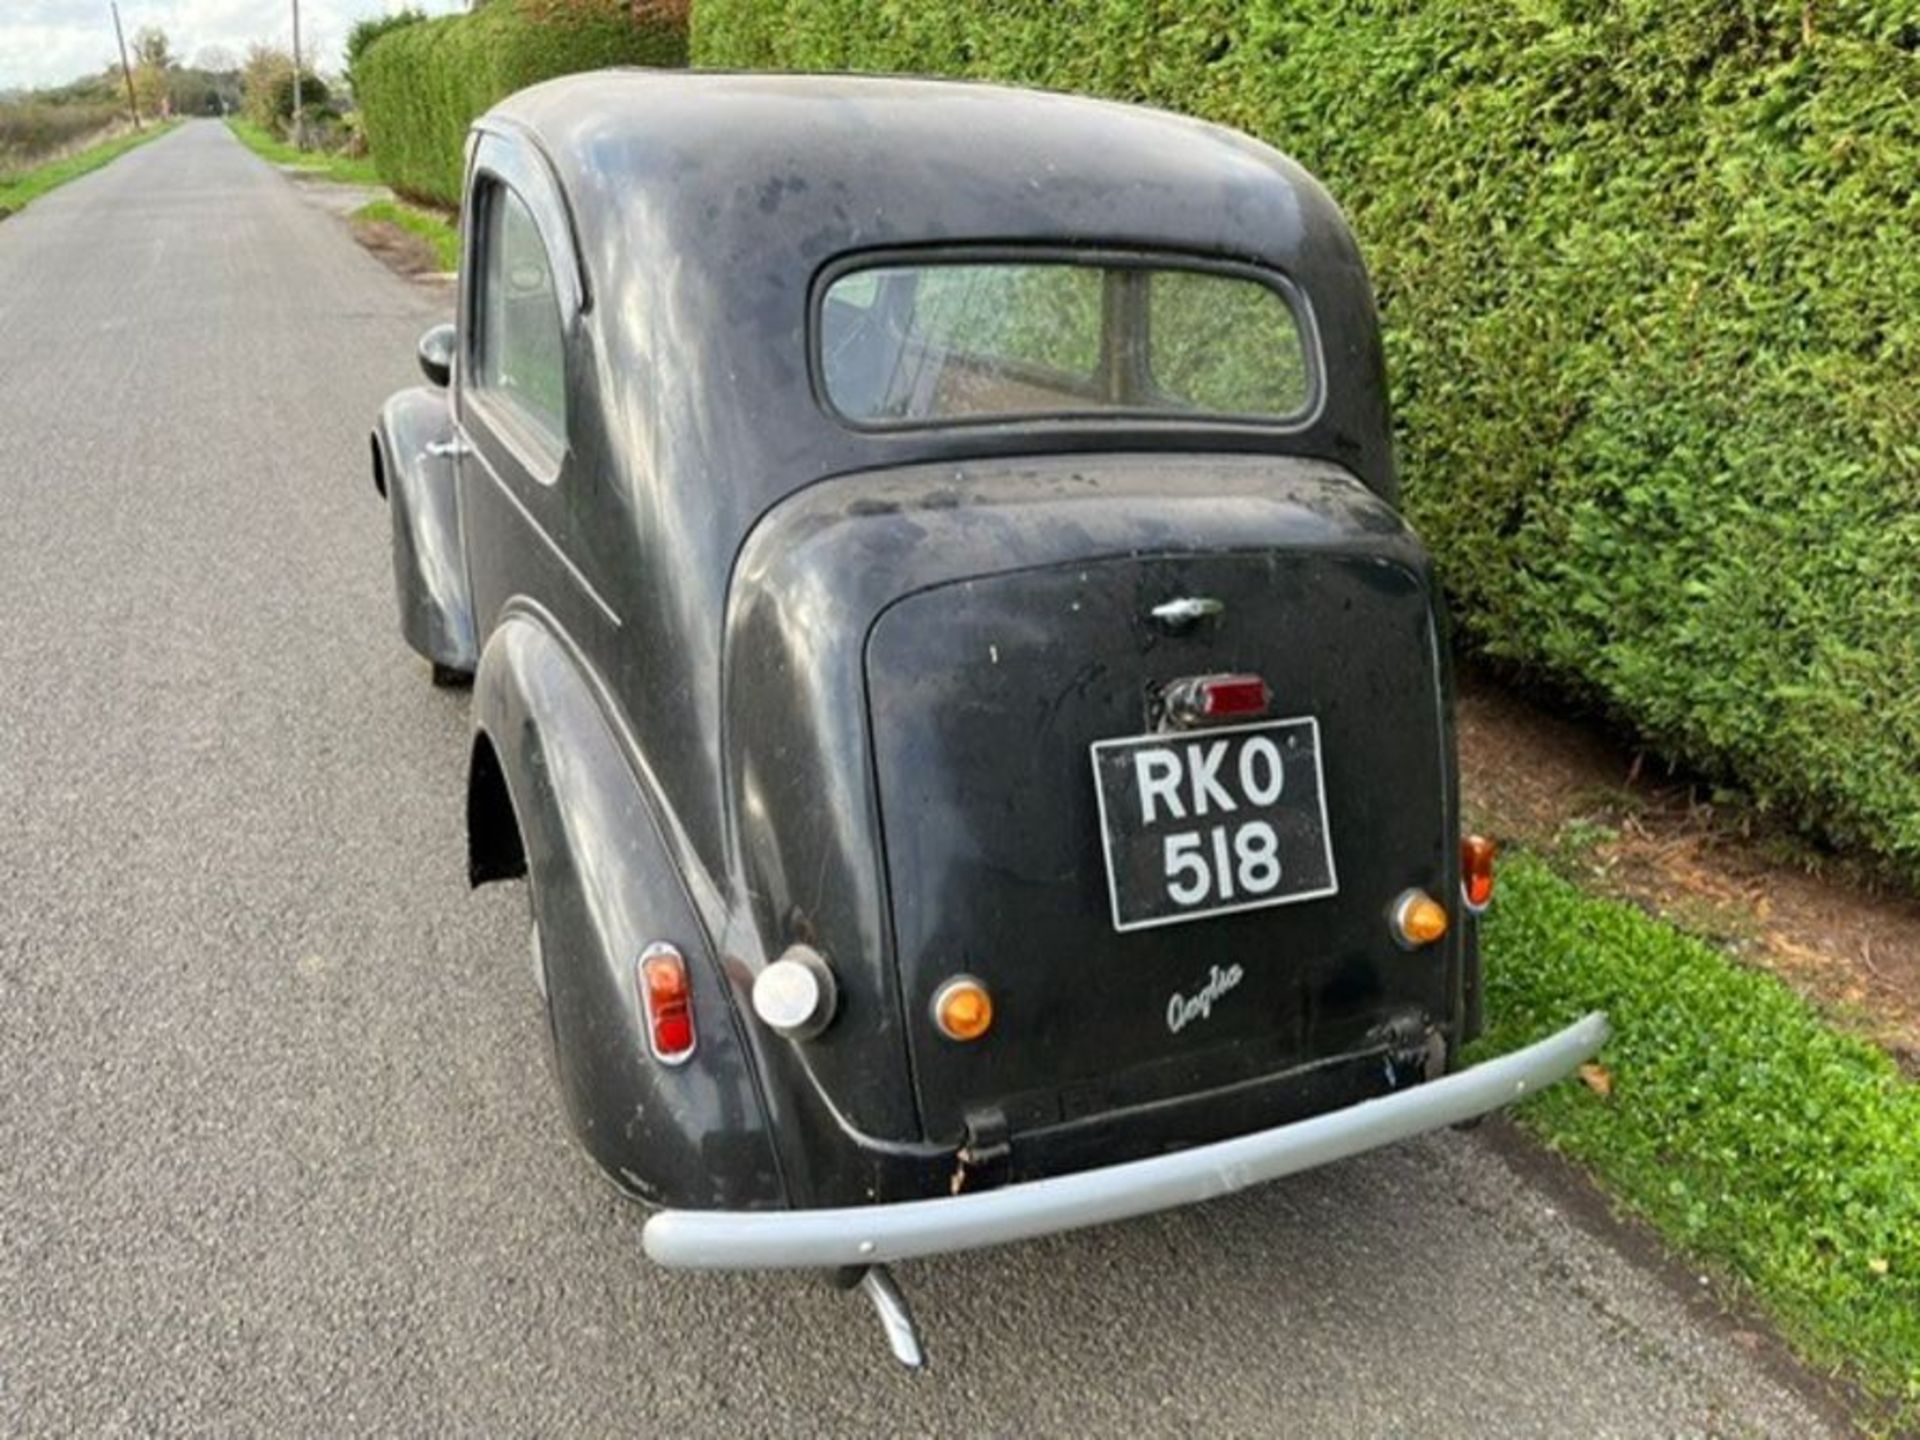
[1462,834,1497,912]
[1201,675,1271,718]
[637,942,696,1065]
[1166,672,1271,727]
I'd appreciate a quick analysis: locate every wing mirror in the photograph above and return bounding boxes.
[417,323,456,388]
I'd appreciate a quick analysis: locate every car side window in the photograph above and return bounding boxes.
[474,179,567,453]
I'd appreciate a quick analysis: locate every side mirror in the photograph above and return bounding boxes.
[417,323,456,388]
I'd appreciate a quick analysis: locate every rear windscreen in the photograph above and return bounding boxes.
[817,257,1314,427]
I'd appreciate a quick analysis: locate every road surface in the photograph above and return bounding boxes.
[0,121,1841,1437]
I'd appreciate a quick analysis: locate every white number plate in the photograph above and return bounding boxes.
[1089,717,1339,932]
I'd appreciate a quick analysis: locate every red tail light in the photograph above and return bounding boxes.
[1462,835,1496,912]
[638,942,696,1065]
[1167,672,1272,727]
[1200,675,1272,719]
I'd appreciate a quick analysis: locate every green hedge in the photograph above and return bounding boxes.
[356,0,687,208]
[694,1,1920,877]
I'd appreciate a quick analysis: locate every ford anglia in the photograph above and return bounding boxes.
[370,70,1607,1366]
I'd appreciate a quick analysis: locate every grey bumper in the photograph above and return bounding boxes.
[643,1011,1608,1271]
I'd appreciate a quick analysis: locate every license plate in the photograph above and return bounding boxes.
[1089,717,1338,932]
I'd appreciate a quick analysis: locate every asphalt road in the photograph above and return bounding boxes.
[0,121,1842,1438]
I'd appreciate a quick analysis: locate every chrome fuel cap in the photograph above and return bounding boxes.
[752,944,839,1040]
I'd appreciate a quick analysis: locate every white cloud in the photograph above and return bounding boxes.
[0,0,466,93]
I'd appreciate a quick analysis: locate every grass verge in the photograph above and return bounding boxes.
[352,199,459,273]
[1477,852,1920,1422]
[225,118,381,187]
[0,122,175,218]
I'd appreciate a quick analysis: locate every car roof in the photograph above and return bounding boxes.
[489,69,1348,268]
[476,69,1395,524]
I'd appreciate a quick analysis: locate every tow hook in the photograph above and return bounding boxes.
[950,1106,1011,1195]
[829,1264,925,1369]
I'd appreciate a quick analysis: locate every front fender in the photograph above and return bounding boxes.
[473,611,784,1210]
[374,388,476,673]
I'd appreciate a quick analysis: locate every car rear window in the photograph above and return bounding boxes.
[818,256,1314,427]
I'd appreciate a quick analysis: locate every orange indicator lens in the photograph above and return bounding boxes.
[931,976,994,1042]
[1392,890,1450,948]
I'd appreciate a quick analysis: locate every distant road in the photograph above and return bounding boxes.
[0,120,1838,1437]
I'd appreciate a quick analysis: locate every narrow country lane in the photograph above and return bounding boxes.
[0,122,1839,1437]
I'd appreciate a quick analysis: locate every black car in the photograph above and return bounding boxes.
[371,70,1606,1366]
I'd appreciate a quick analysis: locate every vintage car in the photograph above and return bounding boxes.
[370,70,1607,1365]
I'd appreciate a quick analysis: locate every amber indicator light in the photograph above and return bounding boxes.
[931,976,994,1042]
[1391,890,1450,949]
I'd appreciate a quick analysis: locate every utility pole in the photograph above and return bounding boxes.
[290,0,304,151]
[110,2,142,132]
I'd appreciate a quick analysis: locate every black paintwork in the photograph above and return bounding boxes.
[371,71,1474,1214]
[373,387,474,674]
[417,323,455,389]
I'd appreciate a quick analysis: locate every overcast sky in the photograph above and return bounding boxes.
[1,0,466,93]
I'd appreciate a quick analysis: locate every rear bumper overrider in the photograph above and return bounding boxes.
[643,1011,1609,1270]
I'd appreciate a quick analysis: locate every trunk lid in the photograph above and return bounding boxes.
[866,548,1451,1143]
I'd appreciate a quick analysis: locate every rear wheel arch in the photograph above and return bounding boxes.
[467,728,527,888]
[468,615,786,1208]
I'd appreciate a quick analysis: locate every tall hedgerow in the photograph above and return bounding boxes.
[355,0,687,207]
[694,0,1920,878]
[345,8,427,86]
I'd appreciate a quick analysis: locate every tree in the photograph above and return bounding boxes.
[167,69,223,117]
[238,44,329,136]
[130,26,173,119]
[240,44,292,130]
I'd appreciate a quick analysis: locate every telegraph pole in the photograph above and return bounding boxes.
[290,0,304,150]
[110,2,142,132]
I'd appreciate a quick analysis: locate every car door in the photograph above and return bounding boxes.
[453,128,596,655]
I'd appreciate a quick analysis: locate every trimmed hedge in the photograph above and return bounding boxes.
[356,0,687,208]
[694,1,1920,877]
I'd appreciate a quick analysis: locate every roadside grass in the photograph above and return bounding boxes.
[225,116,458,277]
[352,199,459,273]
[1477,853,1920,1423]
[0,123,175,219]
[225,118,381,187]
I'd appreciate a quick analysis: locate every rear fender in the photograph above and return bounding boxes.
[373,387,476,673]
[472,610,783,1209]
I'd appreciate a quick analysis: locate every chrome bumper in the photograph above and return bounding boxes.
[643,1011,1608,1271]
